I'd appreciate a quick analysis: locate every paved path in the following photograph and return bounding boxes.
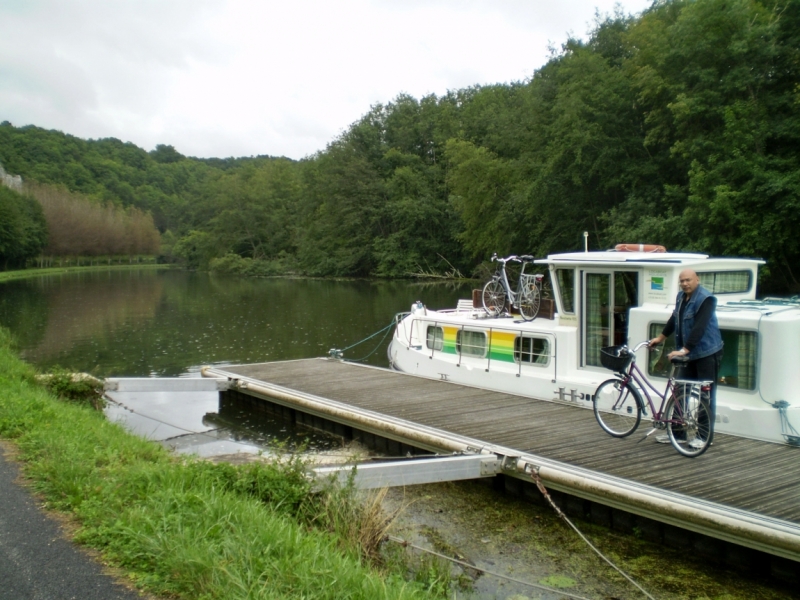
[0,443,146,600]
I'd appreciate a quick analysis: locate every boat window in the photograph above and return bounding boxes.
[514,336,549,365]
[426,326,443,351]
[647,323,757,390]
[456,330,486,357]
[556,269,575,314]
[697,271,752,294]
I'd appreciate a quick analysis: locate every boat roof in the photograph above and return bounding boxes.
[536,250,765,267]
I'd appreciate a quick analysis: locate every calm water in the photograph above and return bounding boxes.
[0,268,474,377]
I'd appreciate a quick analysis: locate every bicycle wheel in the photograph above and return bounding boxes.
[593,378,642,437]
[666,390,713,457]
[519,282,541,321]
[482,279,506,317]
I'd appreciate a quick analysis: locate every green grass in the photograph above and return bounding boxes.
[0,263,169,283]
[0,327,439,599]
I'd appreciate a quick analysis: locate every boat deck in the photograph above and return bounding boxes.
[204,358,800,561]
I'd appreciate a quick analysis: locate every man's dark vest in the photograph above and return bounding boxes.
[673,285,723,360]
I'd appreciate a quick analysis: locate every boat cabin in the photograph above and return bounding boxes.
[540,250,763,378]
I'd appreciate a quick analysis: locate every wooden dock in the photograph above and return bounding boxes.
[203,358,800,564]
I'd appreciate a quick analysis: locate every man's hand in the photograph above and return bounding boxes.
[668,348,689,360]
[648,335,665,349]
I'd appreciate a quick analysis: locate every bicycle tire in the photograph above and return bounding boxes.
[519,281,541,321]
[482,279,506,317]
[665,390,713,457]
[593,378,642,437]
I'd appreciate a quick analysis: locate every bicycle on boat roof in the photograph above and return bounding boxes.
[592,341,714,458]
[482,253,543,321]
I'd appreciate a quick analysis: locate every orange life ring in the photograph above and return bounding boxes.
[614,243,667,253]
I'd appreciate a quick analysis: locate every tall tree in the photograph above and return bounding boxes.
[0,186,47,269]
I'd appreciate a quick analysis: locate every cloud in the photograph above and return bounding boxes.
[0,0,653,159]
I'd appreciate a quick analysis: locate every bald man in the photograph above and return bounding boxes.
[648,269,723,446]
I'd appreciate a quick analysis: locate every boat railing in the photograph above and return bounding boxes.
[720,297,800,316]
[399,315,558,383]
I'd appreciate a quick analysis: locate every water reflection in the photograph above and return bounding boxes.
[2,269,474,456]
[0,268,475,377]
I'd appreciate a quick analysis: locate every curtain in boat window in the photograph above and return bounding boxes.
[732,331,757,390]
[648,323,758,390]
[585,273,610,366]
[698,271,751,294]
[457,330,486,357]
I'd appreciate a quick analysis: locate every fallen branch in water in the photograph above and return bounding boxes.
[406,255,466,280]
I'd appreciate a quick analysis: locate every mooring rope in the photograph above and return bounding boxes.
[104,395,272,451]
[328,318,396,362]
[526,466,657,600]
[103,395,382,458]
[384,534,594,600]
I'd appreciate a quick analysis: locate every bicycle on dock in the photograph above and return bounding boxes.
[482,253,542,320]
[592,341,714,457]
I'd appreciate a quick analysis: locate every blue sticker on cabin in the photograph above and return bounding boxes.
[651,277,664,290]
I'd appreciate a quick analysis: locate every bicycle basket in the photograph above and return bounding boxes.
[600,345,632,372]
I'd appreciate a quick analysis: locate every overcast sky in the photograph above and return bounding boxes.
[0,0,653,160]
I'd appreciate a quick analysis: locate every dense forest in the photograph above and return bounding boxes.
[0,0,798,291]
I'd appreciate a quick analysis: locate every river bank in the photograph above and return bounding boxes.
[0,262,169,283]
[0,328,446,600]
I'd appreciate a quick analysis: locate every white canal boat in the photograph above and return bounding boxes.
[388,248,800,447]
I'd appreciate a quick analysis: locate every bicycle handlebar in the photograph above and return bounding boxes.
[491,254,519,264]
[631,340,690,364]
[490,253,534,264]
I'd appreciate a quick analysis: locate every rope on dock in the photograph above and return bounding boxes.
[384,534,594,600]
[526,465,657,600]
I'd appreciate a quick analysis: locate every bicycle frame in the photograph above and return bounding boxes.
[491,263,516,306]
[615,348,709,429]
[491,257,539,309]
[617,360,672,422]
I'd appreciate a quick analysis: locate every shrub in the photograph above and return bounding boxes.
[39,368,105,410]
